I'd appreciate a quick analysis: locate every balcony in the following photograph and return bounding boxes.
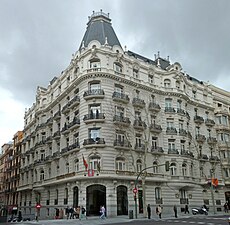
[114,140,131,150]
[165,107,176,113]
[149,124,162,133]
[149,102,161,112]
[113,115,131,127]
[52,151,60,159]
[209,156,220,162]
[62,103,70,114]
[61,143,80,154]
[53,131,61,140]
[46,117,53,126]
[83,89,105,100]
[178,129,187,136]
[69,117,80,130]
[132,98,145,108]
[112,92,129,104]
[61,124,70,135]
[207,137,217,145]
[83,113,105,124]
[196,134,206,143]
[83,138,105,148]
[133,119,146,130]
[181,150,194,158]
[205,119,215,127]
[168,149,179,155]
[194,115,204,124]
[166,127,177,135]
[151,146,164,154]
[134,144,145,152]
[199,154,208,161]
[69,95,80,109]
[53,111,61,120]
[177,108,186,116]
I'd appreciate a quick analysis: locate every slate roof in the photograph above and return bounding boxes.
[79,11,122,49]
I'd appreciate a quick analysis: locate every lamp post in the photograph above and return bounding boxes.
[210,169,216,214]
[134,162,168,219]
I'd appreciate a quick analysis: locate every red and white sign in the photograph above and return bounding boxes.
[133,187,138,194]
[36,204,41,209]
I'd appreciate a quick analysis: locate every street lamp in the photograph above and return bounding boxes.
[133,162,168,219]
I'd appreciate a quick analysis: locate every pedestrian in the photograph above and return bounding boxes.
[59,208,64,219]
[18,211,22,222]
[65,206,70,219]
[76,206,80,219]
[100,205,106,219]
[69,206,74,219]
[55,208,59,219]
[173,205,177,218]
[80,206,87,220]
[156,205,162,219]
[184,204,189,214]
[224,202,229,213]
[35,210,38,222]
[147,204,151,219]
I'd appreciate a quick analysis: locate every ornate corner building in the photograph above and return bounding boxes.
[16,11,230,218]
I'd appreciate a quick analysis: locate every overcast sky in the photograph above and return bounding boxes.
[1,0,230,145]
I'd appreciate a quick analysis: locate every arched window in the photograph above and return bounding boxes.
[182,163,187,176]
[116,157,126,171]
[55,189,58,205]
[153,161,158,174]
[170,162,177,176]
[64,188,68,205]
[75,159,79,172]
[164,79,171,88]
[136,159,142,172]
[47,190,50,205]
[40,170,44,181]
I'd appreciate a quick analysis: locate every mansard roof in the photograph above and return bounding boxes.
[79,11,122,49]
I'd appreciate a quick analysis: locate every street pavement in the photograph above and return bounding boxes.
[9,212,230,225]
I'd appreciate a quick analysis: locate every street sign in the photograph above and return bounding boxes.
[133,187,138,194]
[36,204,41,209]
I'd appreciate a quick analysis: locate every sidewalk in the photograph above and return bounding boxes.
[19,212,227,225]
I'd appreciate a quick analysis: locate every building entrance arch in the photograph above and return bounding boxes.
[117,185,128,215]
[86,184,106,216]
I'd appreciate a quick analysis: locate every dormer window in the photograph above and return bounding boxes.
[164,79,171,88]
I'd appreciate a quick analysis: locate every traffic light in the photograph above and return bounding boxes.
[165,161,170,171]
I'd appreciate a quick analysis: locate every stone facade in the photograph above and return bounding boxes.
[17,11,230,219]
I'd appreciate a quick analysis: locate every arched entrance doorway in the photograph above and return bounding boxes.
[86,184,106,216]
[117,185,128,215]
[73,186,79,208]
[225,192,230,209]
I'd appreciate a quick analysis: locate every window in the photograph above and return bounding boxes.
[165,98,172,108]
[155,187,161,200]
[177,100,182,109]
[89,155,101,170]
[133,69,139,79]
[170,162,177,176]
[182,163,187,176]
[148,75,153,83]
[89,128,100,140]
[168,140,175,151]
[179,189,187,199]
[136,159,142,172]
[176,81,180,89]
[180,140,185,152]
[64,188,68,205]
[89,59,100,68]
[75,159,79,172]
[74,133,79,146]
[116,132,125,143]
[55,189,58,205]
[153,161,158,173]
[66,162,69,173]
[89,104,101,118]
[115,106,124,117]
[164,79,171,88]
[167,119,174,129]
[152,137,157,150]
[47,191,50,205]
[114,84,124,94]
[114,63,122,73]
[89,82,101,91]
[40,170,44,181]
[116,157,126,171]
[135,134,142,148]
